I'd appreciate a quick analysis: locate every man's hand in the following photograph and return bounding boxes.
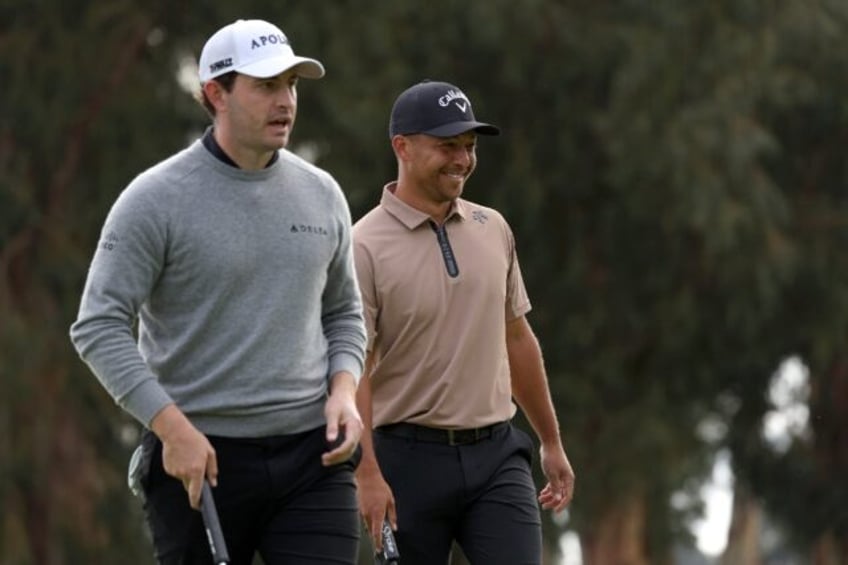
[151,404,217,509]
[322,371,364,466]
[356,464,397,551]
[537,442,575,513]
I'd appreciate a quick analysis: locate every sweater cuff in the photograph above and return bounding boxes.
[328,352,363,385]
[122,379,175,428]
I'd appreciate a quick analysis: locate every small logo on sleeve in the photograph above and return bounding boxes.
[471,210,488,224]
[100,231,120,251]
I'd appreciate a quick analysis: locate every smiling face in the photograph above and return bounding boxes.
[393,131,478,221]
[205,68,300,169]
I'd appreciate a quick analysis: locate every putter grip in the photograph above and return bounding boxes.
[201,481,230,564]
[375,519,400,564]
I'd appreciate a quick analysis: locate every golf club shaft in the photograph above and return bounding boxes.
[201,480,230,564]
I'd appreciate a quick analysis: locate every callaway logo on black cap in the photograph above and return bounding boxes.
[439,89,470,113]
[389,80,500,138]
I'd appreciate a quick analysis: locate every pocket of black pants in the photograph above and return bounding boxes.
[510,425,535,465]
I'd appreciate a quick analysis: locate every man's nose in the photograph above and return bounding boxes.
[276,86,295,107]
[454,147,472,167]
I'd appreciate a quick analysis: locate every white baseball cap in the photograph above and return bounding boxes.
[198,19,325,83]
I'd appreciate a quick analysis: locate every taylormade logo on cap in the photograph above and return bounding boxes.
[389,80,500,138]
[198,19,325,83]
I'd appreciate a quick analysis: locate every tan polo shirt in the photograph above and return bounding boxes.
[352,183,531,429]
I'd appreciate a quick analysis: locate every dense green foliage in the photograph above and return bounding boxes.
[2,1,848,562]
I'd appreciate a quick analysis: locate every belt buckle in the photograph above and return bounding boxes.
[447,428,478,446]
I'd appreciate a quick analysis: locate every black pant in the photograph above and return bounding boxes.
[374,422,542,565]
[137,427,361,564]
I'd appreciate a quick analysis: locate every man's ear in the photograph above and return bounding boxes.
[202,80,228,114]
[391,134,412,162]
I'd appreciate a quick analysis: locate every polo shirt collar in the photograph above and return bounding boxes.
[380,182,468,229]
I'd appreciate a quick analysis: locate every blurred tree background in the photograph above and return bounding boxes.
[2,0,847,563]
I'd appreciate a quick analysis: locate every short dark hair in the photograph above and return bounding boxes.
[197,71,238,117]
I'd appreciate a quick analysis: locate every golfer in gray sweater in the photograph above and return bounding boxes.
[70,18,366,564]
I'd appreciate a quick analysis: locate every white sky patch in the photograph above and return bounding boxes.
[696,413,729,444]
[559,530,583,565]
[177,52,201,95]
[762,355,811,453]
[147,27,165,48]
[691,449,734,556]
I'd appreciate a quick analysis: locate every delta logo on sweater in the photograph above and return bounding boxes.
[290,224,329,236]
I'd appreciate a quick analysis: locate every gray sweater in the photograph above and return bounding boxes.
[70,139,366,437]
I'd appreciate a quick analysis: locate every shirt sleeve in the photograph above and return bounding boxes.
[504,220,532,321]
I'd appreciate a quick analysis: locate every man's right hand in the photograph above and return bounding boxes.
[150,404,218,509]
[355,464,397,551]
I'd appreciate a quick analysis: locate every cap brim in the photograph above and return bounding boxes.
[238,56,325,79]
[420,121,500,137]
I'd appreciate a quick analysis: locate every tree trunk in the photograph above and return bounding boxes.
[720,486,761,565]
[810,530,848,565]
[581,495,649,565]
[807,358,848,565]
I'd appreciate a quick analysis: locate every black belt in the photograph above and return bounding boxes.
[376,421,507,446]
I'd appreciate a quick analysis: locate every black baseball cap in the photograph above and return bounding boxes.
[389,80,500,138]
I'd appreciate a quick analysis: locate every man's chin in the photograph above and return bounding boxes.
[266,136,289,151]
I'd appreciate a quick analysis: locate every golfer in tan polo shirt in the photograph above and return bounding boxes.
[352,80,575,565]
